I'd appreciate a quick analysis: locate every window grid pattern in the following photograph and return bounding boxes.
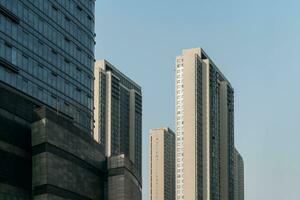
[164,131,175,200]
[227,86,235,200]
[209,65,220,200]
[0,0,95,131]
[175,58,184,200]
[196,57,203,200]
[104,65,142,179]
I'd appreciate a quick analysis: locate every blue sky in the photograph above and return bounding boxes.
[95,1,300,199]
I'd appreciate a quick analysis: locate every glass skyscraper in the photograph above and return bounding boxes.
[0,0,95,132]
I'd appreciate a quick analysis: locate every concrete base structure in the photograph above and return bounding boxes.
[107,155,142,200]
[0,83,35,199]
[32,107,107,200]
[0,84,107,200]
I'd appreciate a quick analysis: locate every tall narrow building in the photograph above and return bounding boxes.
[149,127,175,200]
[234,149,244,200]
[0,0,95,132]
[94,60,142,200]
[175,48,235,200]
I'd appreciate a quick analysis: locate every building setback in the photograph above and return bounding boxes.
[0,0,95,132]
[149,127,175,200]
[94,60,142,200]
[234,149,244,200]
[175,48,235,200]
[0,85,107,199]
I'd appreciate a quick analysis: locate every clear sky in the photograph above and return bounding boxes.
[95,1,300,199]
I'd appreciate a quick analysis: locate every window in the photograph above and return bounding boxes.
[76,5,83,11]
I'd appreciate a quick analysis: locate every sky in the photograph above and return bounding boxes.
[95,1,300,199]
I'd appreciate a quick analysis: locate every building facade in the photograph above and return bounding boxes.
[94,60,142,199]
[0,84,107,200]
[0,0,95,132]
[175,48,235,200]
[149,127,175,200]
[234,149,244,200]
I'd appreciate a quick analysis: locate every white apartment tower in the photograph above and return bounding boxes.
[175,48,235,200]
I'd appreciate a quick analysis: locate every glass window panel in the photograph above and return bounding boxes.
[12,48,17,65]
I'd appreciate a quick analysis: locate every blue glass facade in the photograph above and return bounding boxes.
[0,0,95,131]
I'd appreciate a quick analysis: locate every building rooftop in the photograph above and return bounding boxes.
[95,60,142,92]
[180,47,233,89]
[150,127,175,135]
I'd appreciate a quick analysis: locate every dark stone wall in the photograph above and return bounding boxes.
[0,83,142,200]
[108,168,142,200]
[0,85,107,200]
[0,84,34,199]
[31,107,107,200]
[107,170,142,200]
[107,155,142,200]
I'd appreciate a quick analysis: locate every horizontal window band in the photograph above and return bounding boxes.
[0,57,19,74]
[33,184,92,200]
[0,4,20,24]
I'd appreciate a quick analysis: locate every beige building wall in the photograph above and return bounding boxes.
[94,61,100,142]
[182,49,197,200]
[93,60,108,152]
[176,48,212,200]
[220,81,229,200]
[234,149,244,200]
[150,129,164,200]
[202,58,210,200]
[149,128,175,200]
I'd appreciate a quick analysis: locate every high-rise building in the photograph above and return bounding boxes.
[175,48,235,200]
[0,1,109,199]
[94,60,142,199]
[234,149,244,200]
[149,127,175,200]
[0,0,95,132]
